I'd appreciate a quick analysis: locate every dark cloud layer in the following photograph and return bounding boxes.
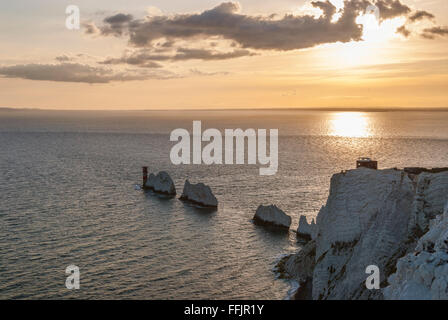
[91,0,438,52]
[0,63,173,83]
[77,0,448,70]
[81,0,447,62]
[100,48,255,67]
[409,10,435,22]
[104,13,133,24]
[396,25,410,37]
[173,48,255,60]
[96,1,371,51]
[374,0,410,21]
[422,26,448,39]
[102,13,135,36]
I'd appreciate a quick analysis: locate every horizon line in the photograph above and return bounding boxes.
[1,106,448,112]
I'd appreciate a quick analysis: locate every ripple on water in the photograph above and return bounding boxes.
[1,111,448,299]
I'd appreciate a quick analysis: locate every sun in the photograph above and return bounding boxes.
[317,13,406,68]
[329,112,372,137]
[358,13,405,43]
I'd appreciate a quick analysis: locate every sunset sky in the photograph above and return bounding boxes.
[0,0,447,110]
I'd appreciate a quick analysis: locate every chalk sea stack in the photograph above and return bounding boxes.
[144,171,176,196]
[253,205,291,230]
[297,215,317,242]
[180,180,218,208]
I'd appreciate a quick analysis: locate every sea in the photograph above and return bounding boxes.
[1,109,447,299]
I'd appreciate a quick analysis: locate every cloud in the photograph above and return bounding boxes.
[104,13,134,24]
[396,25,410,37]
[82,22,100,35]
[101,13,135,36]
[374,0,411,21]
[100,48,255,67]
[189,68,230,76]
[421,26,448,39]
[95,1,372,51]
[0,63,176,83]
[408,10,435,22]
[88,0,441,55]
[173,48,255,60]
[55,55,74,62]
[100,54,164,68]
[312,1,338,19]
[371,2,441,40]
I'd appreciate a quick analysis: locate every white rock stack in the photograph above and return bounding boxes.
[180,180,218,207]
[145,171,176,196]
[297,215,317,241]
[384,201,448,300]
[253,205,291,230]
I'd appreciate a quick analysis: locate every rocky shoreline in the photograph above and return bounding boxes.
[277,167,448,300]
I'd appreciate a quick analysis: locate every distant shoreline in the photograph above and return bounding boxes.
[1,107,448,112]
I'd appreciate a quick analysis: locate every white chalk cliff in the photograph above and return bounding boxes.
[180,180,218,207]
[279,168,448,300]
[384,201,448,300]
[254,205,291,230]
[145,171,176,195]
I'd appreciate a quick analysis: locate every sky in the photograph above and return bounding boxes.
[0,0,447,110]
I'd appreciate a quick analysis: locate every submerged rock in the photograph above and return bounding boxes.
[384,201,448,300]
[253,205,291,230]
[144,171,176,195]
[179,180,218,207]
[297,215,317,242]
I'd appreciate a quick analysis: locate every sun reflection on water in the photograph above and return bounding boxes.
[329,112,372,137]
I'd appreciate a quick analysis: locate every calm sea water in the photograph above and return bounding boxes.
[1,110,448,299]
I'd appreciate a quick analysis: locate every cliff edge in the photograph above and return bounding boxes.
[280,168,448,300]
